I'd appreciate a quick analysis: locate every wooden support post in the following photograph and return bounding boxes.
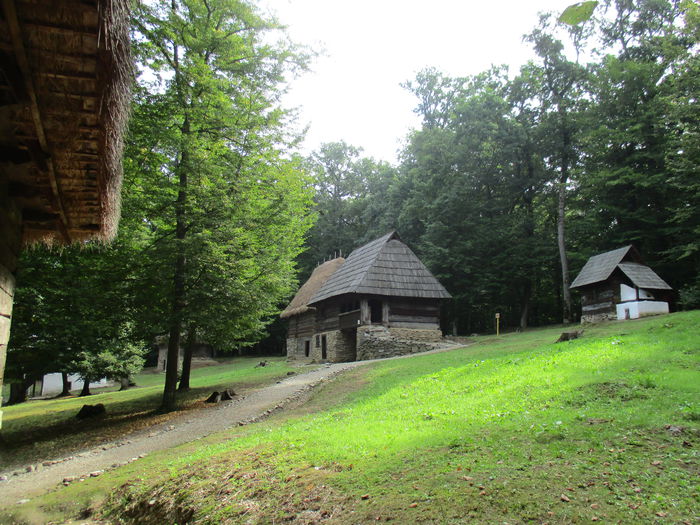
[0,183,22,428]
[495,312,500,337]
[360,298,369,325]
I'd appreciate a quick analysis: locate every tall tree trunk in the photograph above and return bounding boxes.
[79,377,91,397]
[519,280,532,330]
[7,378,32,405]
[161,152,187,411]
[557,179,573,324]
[161,23,188,412]
[178,324,196,391]
[556,103,574,325]
[59,372,71,397]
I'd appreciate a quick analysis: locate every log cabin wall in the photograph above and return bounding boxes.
[387,297,440,329]
[285,311,315,359]
[580,280,620,323]
[315,299,341,333]
[0,185,21,422]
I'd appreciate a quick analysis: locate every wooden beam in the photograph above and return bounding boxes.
[22,21,97,37]
[16,0,99,16]
[36,70,96,81]
[2,0,70,242]
[0,49,28,101]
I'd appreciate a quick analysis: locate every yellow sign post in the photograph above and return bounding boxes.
[495,312,500,336]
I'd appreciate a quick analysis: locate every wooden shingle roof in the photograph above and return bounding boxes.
[617,263,672,290]
[571,246,671,290]
[308,231,451,304]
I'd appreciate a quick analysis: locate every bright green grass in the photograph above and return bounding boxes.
[1,357,292,432]
[4,313,699,524]
[0,357,295,470]
[182,313,698,466]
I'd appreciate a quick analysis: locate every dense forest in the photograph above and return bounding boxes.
[299,0,700,332]
[4,0,699,409]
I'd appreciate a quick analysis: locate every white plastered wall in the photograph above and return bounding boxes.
[616,300,669,320]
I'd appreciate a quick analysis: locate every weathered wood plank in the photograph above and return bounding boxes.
[390,306,439,317]
[391,321,440,330]
[0,238,19,273]
[0,314,10,346]
[389,314,439,324]
[0,286,14,318]
[582,301,614,313]
[0,263,15,298]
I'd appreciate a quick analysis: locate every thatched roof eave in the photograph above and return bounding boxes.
[0,0,132,246]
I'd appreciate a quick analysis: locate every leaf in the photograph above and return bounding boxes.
[558,1,598,26]
[560,494,571,502]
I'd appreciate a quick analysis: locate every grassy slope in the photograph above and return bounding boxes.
[0,357,294,470]
[4,313,699,524]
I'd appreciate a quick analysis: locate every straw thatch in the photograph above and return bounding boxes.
[280,257,345,319]
[309,231,451,304]
[0,0,132,245]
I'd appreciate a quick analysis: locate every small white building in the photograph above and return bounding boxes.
[571,246,673,323]
[28,374,112,398]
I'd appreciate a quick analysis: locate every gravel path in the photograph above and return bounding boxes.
[0,343,464,505]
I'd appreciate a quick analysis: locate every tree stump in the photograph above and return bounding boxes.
[220,389,235,401]
[205,391,221,403]
[76,403,106,419]
[555,330,584,343]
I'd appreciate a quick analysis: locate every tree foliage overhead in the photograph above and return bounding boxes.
[5,0,699,408]
[131,0,314,409]
[6,0,315,408]
[300,0,699,332]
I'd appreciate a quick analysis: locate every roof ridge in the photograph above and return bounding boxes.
[307,231,450,304]
[352,232,396,290]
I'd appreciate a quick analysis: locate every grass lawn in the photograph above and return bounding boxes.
[0,357,297,470]
[2,312,699,524]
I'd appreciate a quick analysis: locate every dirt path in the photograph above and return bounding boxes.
[0,343,464,505]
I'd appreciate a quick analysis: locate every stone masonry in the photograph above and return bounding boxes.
[356,326,443,361]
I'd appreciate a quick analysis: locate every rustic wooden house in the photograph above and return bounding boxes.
[571,246,673,323]
[282,232,451,362]
[0,1,131,422]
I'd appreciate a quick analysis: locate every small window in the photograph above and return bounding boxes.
[316,335,320,347]
[304,340,310,357]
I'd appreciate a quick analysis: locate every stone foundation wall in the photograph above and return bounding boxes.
[287,336,313,360]
[288,325,444,363]
[356,326,440,361]
[387,327,443,342]
[581,312,617,324]
[320,330,356,362]
[286,337,298,359]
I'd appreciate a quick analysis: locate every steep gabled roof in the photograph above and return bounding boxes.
[570,246,635,288]
[617,263,672,290]
[308,231,451,304]
[280,257,345,318]
[571,246,672,290]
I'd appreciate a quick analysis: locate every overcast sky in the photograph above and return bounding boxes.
[260,0,572,164]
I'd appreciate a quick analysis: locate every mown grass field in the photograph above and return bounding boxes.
[3,312,699,524]
[0,357,295,470]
